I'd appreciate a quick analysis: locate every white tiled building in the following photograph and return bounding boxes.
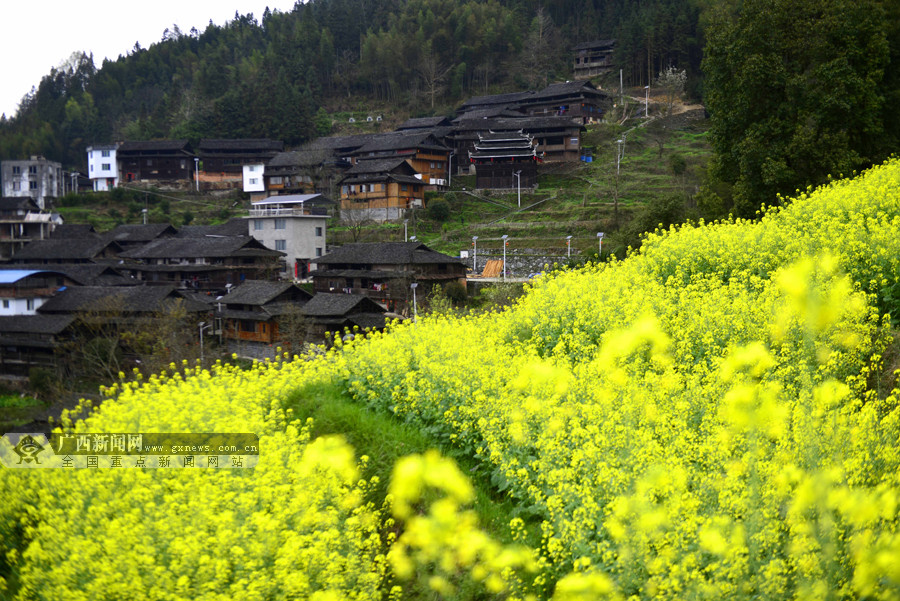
[247,194,329,279]
[86,144,119,191]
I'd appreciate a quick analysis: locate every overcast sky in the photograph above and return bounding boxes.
[1,1,299,119]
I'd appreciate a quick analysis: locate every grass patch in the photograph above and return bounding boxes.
[281,380,540,546]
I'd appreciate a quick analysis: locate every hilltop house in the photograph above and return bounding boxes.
[117,140,195,185]
[516,80,608,125]
[311,242,466,313]
[573,40,617,79]
[86,144,119,191]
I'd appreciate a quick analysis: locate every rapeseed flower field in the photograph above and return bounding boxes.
[2,159,900,599]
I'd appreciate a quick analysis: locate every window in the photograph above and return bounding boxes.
[274,218,286,230]
[249,178,258,185]
[248,165,256,172]
[26,299,35,311]
[102,163,111,170]
[315,247,323,257]
[102,150,110,157]
[315,227,323,237]
[401,184,408,191]
[341,185,349,195]
[270,176,283,184]
[2,300,9,309]
[28,166,37,174]
[12,182,19,191]
[90,165,94,172]
[275,239,286,251]
[12,166,20,174]
[569,138,579,145]
[29,181,37,190]
[253,220,263,231]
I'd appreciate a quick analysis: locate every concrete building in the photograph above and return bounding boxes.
[86,144,119,191]
[243,163,266,201]
[1,156,64,209]
[247,194,328,279]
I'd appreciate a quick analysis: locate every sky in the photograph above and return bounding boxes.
[1,1,299,119]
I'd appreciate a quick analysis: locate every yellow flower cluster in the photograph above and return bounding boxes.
[339,159,900,598]
[3,158,900,600]
[0,359,386,600]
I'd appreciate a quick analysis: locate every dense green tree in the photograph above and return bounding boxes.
[703,0,896,216]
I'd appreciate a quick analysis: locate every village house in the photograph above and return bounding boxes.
[573,39,617,79]
[300,292,389,342]
[515,80,609,125]
[0,198,60,260]
[86,144,119,191]
[10,237,124,265]
[0,314,75,377]
[263,149,351,200]
[337,158,425,223]
[117,140,195,185]
[117,236,284,291]
[218,279,313,358]
[450,116,585,164]
[102,223,178,251]
[0,263,137,287]
[247,194,329,279]
[311,241,466,314]
[0,270,79,316]
[349,131,452,188]
[0,156,64,210]
[468,131,540,189]
[197,138,283,191]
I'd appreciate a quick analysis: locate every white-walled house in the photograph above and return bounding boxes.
[247,194,329,279]
[243,164,266,200]
[0,156,64,209]
[86,144,119,191]
[0,270,76,316]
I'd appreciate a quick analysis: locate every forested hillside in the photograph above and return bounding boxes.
[0,0,704,168]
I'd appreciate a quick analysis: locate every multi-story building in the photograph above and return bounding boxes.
[86,144,119,191]
[1,156,64,209]
[0,198,60,260]
[247,194,329,279]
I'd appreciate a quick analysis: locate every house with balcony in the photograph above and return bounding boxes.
[311,241,466,314]
[198,139,283,191]
[337,159,426,223]
[247,194,329,279]
[117,236,284,291]
[517,80,609,125]
[0,198,60,260]
[349,131,453,189]
[86,144,119,191]
[573,39,617,79]
[117,140,195,185]
[0,314,76,377]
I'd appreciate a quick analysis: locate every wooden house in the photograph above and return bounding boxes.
[0,315,75,377]
[337,158,425,222]
[219,280,312,354]
[264,149,350,198]
[573,40,617,79]
[10,237,124,265]
[117,236,284,291]
[349,131,452,188]
[469,131,539,189]
[450,116,585,164]
[117,140,195,184]
[311,242,466,313]
[300,293,389,341]
[517,80,609,125]
[0,270,79,316]
[102,223,178,251]
[197,139,283,189]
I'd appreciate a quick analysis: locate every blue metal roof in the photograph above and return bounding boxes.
[0,270,59,284]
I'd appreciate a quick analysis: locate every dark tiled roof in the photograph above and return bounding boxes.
[174,219,250,238]
[301,293,386,317]
[222,280,312,306]
[0,197,40,212]
[344,158,417,176]
[103,224,178,243]
[451,116,585,134]
[303,134,379,152]
[118,140,192,153]
[317,242,464,266]
[48,224,98,239]
[458,91,535,111]
[120,236,282,260]
[352,131,450,155]
[452,108,525,122]
[198,139,284,152]
[349,313,390,330]
[397,116,452,130]
[0,315,75,335]
[11,238,121,261]
[0,263,137,286]
[527,80,605,101]
[573,39,616,51]
[37,286,209,314]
